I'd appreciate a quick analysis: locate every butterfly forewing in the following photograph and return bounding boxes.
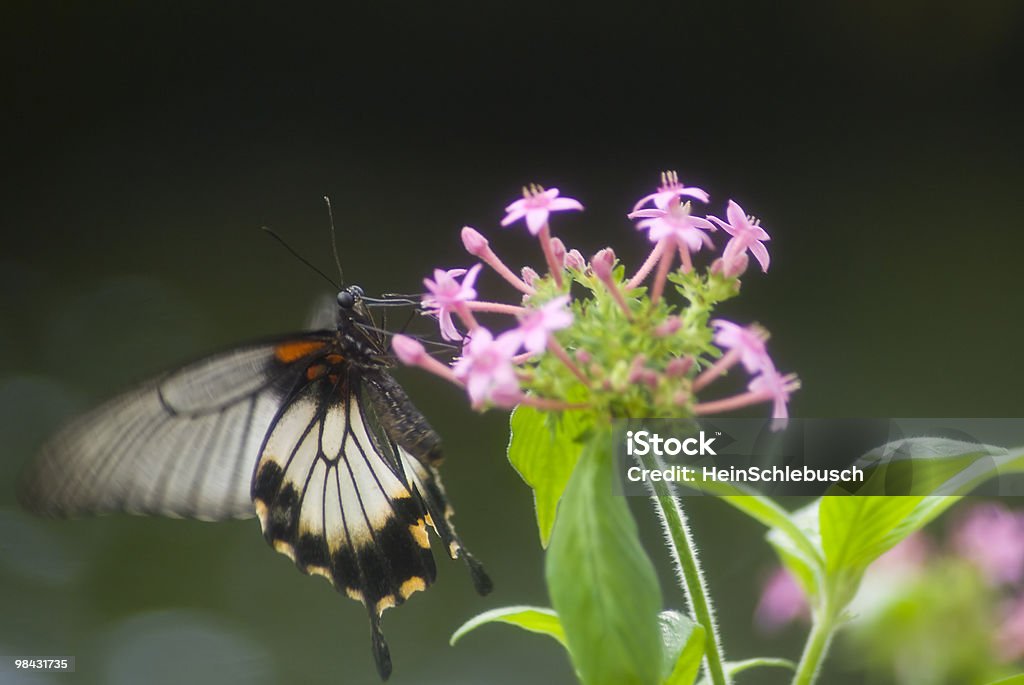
[18,339,319,520]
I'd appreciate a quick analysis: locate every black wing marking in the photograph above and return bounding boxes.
[250,369,490,680]
[18,337,327,520]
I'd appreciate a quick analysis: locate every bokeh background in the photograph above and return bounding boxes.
[2,2,1023,684]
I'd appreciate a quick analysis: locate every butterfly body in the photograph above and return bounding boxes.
[19,285,490,680]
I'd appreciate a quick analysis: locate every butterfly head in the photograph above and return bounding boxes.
[336,285,365,311]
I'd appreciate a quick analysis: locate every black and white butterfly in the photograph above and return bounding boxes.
[18,282,492,680]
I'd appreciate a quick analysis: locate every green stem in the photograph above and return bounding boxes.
[792,605,837,685]
[637,450,729,685]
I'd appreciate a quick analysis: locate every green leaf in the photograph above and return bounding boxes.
[658,610,705,685]
[451,605,566,647]
[827,438,1019,497]
[508,405,591,547]
[547,430,664,685]
[983,676,1024,685]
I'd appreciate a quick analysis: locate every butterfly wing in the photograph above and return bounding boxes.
[251,367,441,679]
[18,335,332,520]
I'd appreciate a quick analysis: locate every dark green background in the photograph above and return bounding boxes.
[2,2,1022,684]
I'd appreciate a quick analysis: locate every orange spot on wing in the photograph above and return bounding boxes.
[306,364,327,380]
[274,340,327,363]
[325,353,345,364]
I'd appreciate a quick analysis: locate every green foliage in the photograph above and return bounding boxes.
[658,610,706,685]
[546,431,664,685]
[451,606,566,647]
[508,405,590,547]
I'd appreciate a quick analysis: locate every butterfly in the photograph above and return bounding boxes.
[18,280,492,680]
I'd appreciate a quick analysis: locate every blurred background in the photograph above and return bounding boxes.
[2,2,1023,683]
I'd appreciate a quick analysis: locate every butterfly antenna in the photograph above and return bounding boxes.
[323,195,345,286]
[261,226,340,290]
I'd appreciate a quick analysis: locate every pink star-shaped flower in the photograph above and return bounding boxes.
[629,197,716,253]
[422,264,482,341]
[708,200,771,273]
[748,366,800,430]
[631,170,710,213]
[512,295,573,354]
[452,327,522,409]
[501,186,584,236]
[711,320,771,374]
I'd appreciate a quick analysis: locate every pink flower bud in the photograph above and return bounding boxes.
[549,237,567,268]
[461,226,489,257]
[654,316,682,337]
[591,248,616,280]
[666,356,693,377]
[575,348,591,364]
[392,334,426,365]
[565,249,586,271]
[521,266,540,286]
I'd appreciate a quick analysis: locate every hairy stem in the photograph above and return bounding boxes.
[637,450,730,685]
[792,604,837,685]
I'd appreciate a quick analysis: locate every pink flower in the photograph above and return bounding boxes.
[512,295,573,354]
[591,247,616,280]
[748,366,800,429]
[952,503,1024,586]
[631,170,710,212]
[997,595,1024,662]
[501,186,584,236]
[460,226,489,257]
[452,328,522,409]
[564,249,586,271]
[392,334,427,365]
[708,200,771,273]
[629,197,716,253]
[754,567,809,634]
[712,320,771,374]
[422,264,482,341]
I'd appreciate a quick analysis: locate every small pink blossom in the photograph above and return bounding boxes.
[629,197,716,254]
[632,170,710,212]
[565,249,586,271]
[549,237,567,268]
[591,248,616,279]
[460,226,489,257]
[997,595,1024,662]
[422,264,482,341]
[452,328,522,409]
[748,366,800,429]
[392,334,427,365]
[710,252,749,278]
[708,200,771,273]
[654,316,682,337]
[665,357,693,377]
[512,295,573,354]
[754,567,809,634]
[952,503,1024,586]
[501,186,584,236]
[712,320,771,374]
[521,266,540,287]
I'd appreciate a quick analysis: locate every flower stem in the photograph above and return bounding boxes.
[636,450,730,685]
[792,606,837,685]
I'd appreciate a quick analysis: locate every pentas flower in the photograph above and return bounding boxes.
[754,568,809,634]
[422,264,482,341]
[629,197,716,254]
[501,185,583,236]
[512,295,573,354]
[632,170,710,212]
[748,366,800,429]
[452,328,522,409]
[951,503,1024,586]
[400,172,796,425]
[708,199,771,273]
[711,320,770,374]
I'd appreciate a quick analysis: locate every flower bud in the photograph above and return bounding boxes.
[461,226,489,257]
[591,248,616,280]
[392,334,426,365]
[565,249,586,271]
[521,266,540,286]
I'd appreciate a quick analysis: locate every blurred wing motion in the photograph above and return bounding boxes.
[19,330,490,681]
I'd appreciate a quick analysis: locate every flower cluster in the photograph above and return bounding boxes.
[756,502,1024,663]
[394,171,799,424]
